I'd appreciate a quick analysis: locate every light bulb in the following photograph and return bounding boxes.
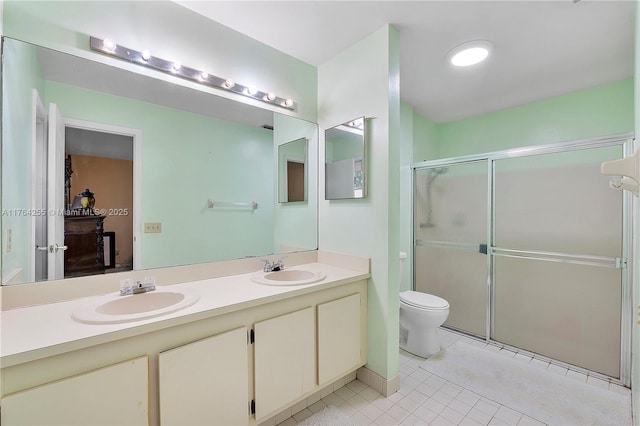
[200,71,209,80]
[284,99,294,107]
[103,38,116,52]
[223,79,235,89]
[247,86,258,95]
[265,93,276,101]
[172,62,181,72]
[141,50,151,61]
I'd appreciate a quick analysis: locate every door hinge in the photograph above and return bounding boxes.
[250,399,256,415]
[616,258,628,269]
[249,328,255,344]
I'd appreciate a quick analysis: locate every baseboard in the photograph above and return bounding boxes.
[356,366,400,397]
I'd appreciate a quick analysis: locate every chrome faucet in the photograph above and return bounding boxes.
[120,277,156,296]
[262,256,287,272]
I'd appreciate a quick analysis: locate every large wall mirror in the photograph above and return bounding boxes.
[1,37,318,285]
[325,117,366,200]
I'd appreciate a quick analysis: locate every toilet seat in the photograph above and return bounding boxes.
[400,291,449,310]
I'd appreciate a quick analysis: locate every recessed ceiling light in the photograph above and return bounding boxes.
[447,40,494,67]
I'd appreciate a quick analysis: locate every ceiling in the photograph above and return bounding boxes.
[176,0,635,123]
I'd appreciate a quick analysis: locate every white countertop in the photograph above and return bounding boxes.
[0,262,369,368]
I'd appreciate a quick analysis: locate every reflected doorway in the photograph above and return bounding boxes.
[65,125,134,276]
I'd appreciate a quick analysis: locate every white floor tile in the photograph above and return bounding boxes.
[351,411,375,426]
[277,343,630,426]
[401,413,428,426]
[448,398,473,416]
[467,407,493,425]
[586,375,610,389]
[517,415,546,425]
[387,403,411,422]
[529,358,549,369]
[565,369,587,382]
[412,403,440,423]
[474,399,499,417]
[546,363,568,376]
[440,406,466,424]
[494,405,523,424]
[514,353,532,363]
[396,395,422,413]
[421,398,447,414]
[360,403,384,421]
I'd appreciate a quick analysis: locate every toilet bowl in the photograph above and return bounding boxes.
[399,290,449,357]
[398,252,450,358]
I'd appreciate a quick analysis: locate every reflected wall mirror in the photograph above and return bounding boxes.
[325,117,366,200]
[278,138,308,203]
[1,37,319,285]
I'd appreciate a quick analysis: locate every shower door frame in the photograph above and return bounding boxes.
[411,132,634,386]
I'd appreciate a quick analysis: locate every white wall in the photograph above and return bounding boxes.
[318,25,401,381]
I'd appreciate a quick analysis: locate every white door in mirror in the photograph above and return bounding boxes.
[251,269,326,286]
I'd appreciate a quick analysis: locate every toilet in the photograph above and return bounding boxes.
[398,252,450,358]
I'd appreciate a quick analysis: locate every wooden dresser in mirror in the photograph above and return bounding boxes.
[64,213,106,278]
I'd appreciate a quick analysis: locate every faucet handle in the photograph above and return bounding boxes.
[261,258,273,272]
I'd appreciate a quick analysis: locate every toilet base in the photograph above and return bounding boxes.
[399,326,441,358]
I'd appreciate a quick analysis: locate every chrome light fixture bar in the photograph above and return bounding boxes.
[90,37,296,110]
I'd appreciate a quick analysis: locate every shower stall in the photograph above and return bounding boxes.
[412,133,634,385]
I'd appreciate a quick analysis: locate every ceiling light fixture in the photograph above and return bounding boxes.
[89,36,296,110]
[447,40,494,67]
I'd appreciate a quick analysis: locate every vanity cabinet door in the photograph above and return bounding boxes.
[158,327,249,426]
[254,307,315,422]
[317,293,362,385]
[1,356,148,425]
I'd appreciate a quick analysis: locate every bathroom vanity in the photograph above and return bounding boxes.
[0,253,369,425]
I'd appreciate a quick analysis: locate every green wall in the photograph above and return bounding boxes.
[632,1,639,422]
[1,38,45,283]
[434,79,633,159]
[42,81,274,269]
[318,25,401,382]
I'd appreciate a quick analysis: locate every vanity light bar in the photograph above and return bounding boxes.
[89,37,296,111]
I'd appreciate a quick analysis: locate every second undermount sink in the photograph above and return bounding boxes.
[251,269,326,286]
[72,288,199,324]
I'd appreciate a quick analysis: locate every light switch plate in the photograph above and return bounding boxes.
[144,222,162,233]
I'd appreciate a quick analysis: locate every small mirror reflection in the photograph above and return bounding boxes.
[325,117,366,200]
[278,138,308,203]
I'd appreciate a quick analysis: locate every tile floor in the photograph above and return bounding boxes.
[277,328,631,426]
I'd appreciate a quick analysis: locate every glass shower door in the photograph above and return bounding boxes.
[492,145,624,378]
[414,161,489,337]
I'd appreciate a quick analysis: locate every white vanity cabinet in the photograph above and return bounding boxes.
[317,293,363,385]
[0,356,149,426]
[158,327,249,426]
[254,307,315,421]
[0,275,368,426]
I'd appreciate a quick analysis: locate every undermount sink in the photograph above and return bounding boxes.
[72,288,199,324]
[251,269,326,286]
